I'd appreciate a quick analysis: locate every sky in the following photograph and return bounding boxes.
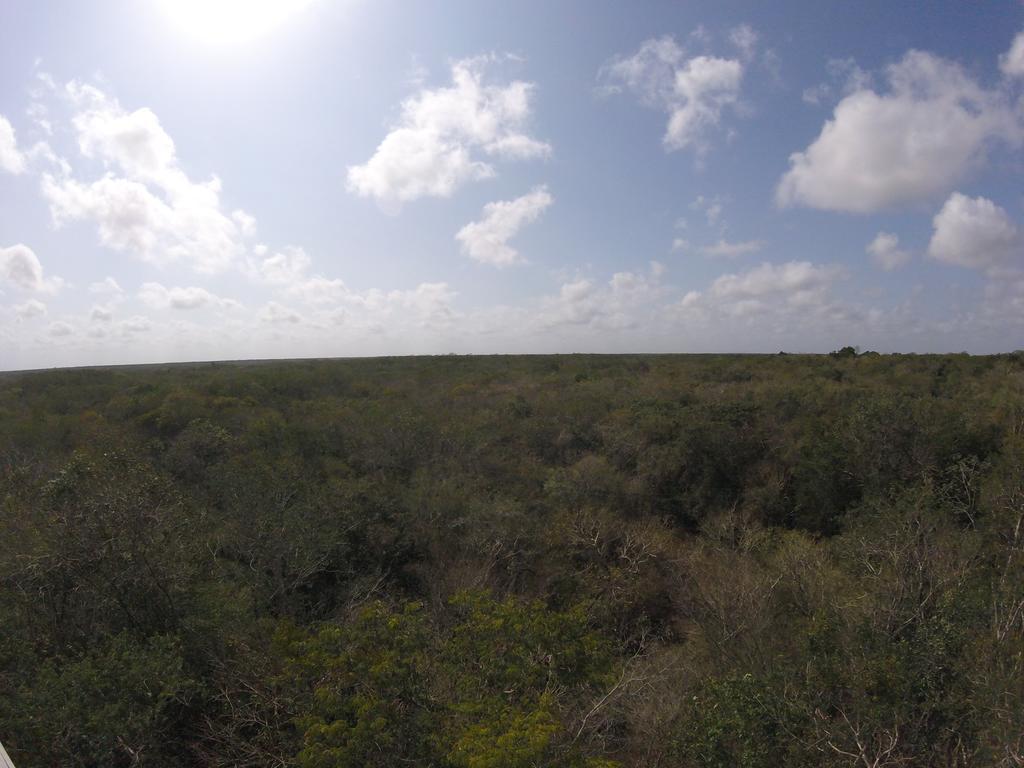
[1,0,1023,369]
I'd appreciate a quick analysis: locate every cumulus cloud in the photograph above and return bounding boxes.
[347,56,551,203]
[455,185,553,266]
[777,51,1022,212]
[602,35,744,152]
[801,57,873,106]
[530,259,851,343]
[538,263,666,331]
[0,115,26,174]
[90,304,114,322]
[1001,31,1024,78]
[254,245,312,286]
[331,282,459,332]
[384,282,458,328]
[138,282,240,311]
[47,321,74,337]
[120,315,151,334]
[455,257,864,351]
[673,237,763,258]
[538,279,602,328]
[928,192,1020,273]
[866,232,912,271]
[668,261,860,345]
[729,24,759,61]
[710,260,839,299]
[0,244,45,291]
[246,242,460,329]
[288,276,349,305]
[690,194,725,226]
[679,290,701,309]
[0,244,63,293]
[89,276,123,294]
[248,245,347,304]
[41,82,254,273]
[694,260,845,319]
[71,94,176,181]
[696,238,764,258]
[14,299,46,319]
[259,301,303,325]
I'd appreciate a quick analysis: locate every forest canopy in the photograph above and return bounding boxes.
[1,352,1022,767]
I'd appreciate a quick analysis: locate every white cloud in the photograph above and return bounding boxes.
[26,70,56,137]
[14,299,46,319]
[246,243,459,329]
[800,84,830,107]
[802,57,873,106]
[710,260,842,307]
[288,276,349,305]
[41,82,254,273]
[658,57,743,151]
[927,192,1020,272]
[528,260,848,344]
[259,301,303,324]
[70,93,176,181]
[90,304,114,322]
[1000,31,1024,77]
[250,245,350,304]
[540,279,602,328]
[0,115,26,174]
[537,263,666,332]
[0,244,63,293]
[673,232,762,258]
[680,290,701,308]
[120,315,151,334]
[26,102,51,137]
[675,57,741,123]
[698,238,764,258]
[455,185,553,266]
[866,232,912,271]
[777,51,1022,212]
[386,282,458,328]
[254,246,312,285]
[670,260,854,333]
[729,24,759,61]
[602,36,744,152]
[247,244,458,327]
[332,282,459,332]
[47,321,74,337]
[138,282,239,311]
[690,194,724,226]
[347,56,551,203]
[89,276,123,294]
[0,244,45,291]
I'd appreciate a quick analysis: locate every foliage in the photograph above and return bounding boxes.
[0,353,1022,766]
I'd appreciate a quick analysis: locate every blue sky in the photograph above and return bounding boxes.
[1,0,1023,368]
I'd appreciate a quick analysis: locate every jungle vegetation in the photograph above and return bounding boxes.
[1,352,1022,767]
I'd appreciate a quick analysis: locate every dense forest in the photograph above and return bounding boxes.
[1,352,1022,767]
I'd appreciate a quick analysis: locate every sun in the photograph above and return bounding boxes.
[157,0,318,45]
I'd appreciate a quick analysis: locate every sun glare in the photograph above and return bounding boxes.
[157,0,317,45]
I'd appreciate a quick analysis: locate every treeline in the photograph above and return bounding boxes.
[0,353,1022,767]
